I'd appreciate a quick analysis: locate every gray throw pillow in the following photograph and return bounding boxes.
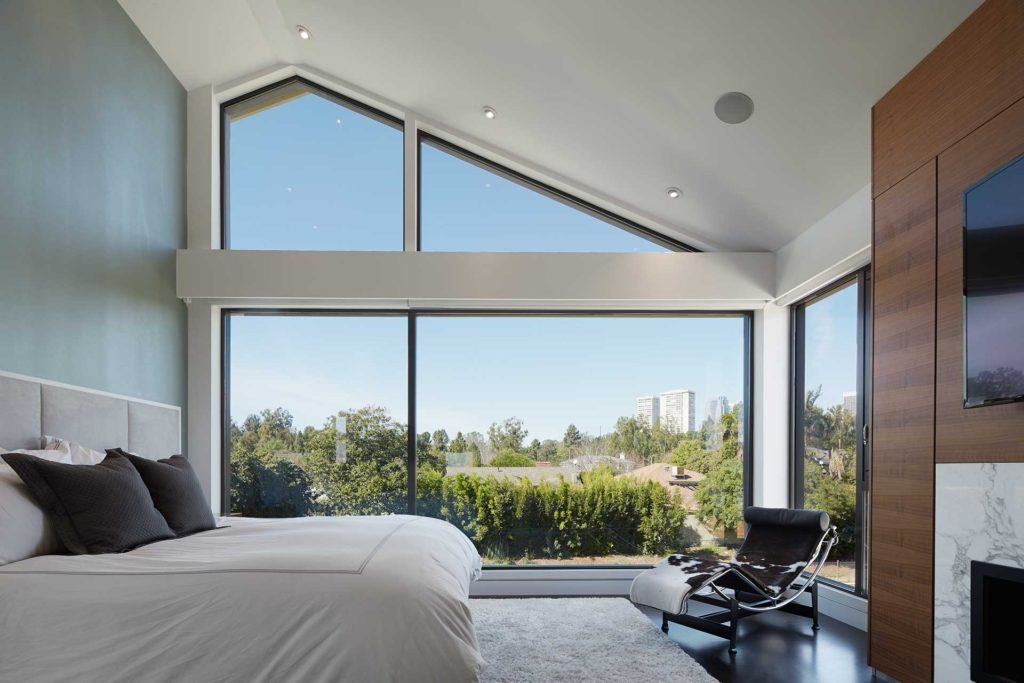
[109,449,216,537]
[1,450,175,554]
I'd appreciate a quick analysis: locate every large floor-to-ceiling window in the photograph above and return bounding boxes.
[224,311,752,567]
[219,77,751,569]
[791,269,870,592]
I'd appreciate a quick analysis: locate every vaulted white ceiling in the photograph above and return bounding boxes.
[119,0,981,251]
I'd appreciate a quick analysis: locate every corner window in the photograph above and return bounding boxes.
[222,78,403,250]
[791,269,870,593]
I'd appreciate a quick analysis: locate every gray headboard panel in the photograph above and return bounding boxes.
[0,371,180,459]
[0,375,42,450]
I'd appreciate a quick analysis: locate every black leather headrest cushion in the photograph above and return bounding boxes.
[743,506,829,532]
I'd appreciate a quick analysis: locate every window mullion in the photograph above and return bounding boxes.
[404,119,418,252]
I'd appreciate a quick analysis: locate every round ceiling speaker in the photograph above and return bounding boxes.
[714,92,754,124]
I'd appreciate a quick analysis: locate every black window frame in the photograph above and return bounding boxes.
[219,76,405,250]
[417,132,699,253]
[790,267,871,596]
[221,308,754,569]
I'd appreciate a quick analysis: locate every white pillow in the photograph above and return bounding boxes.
[41,435,107,465]
[0,452,66,565]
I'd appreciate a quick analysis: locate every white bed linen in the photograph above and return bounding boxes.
[0,515,483,683]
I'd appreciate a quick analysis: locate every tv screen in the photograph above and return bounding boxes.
[964,155,1024,408]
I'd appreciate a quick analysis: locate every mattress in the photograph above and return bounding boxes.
[0,515,483,682]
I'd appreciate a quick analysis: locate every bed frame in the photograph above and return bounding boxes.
[0,370,181,459]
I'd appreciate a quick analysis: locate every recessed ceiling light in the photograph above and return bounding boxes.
[666,187,682,199]
[296,25,311,40]
[715,92,754,124]
[482,106,497,120]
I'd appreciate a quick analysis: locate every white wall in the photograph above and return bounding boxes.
[753,301,790,508]
[774,184,871,306]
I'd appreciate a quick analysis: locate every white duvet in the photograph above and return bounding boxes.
[0,515,483,683]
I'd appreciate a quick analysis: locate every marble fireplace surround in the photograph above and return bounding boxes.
[934,463,1024,682]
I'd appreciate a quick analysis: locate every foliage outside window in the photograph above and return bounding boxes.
[792,274,868,590]
[227,313,751,567]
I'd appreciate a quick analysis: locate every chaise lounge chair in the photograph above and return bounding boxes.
[629,506,838,652]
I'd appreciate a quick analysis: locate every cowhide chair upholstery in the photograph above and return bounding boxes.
[630,506,837,652]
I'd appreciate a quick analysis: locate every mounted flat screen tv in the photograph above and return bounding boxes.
[963,154,1024,408]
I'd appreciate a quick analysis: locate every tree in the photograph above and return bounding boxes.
[490,449,536,467]
[526,438,542,460]
[417,431,432,452]
[536,439,560,463]
[609,416,658,464]
[300,407,409,515]
[469,442,482,467]
[488,418,528,453]
[450,432,469,454]
[805,472,856,557]
[720,411,737,444]
[562,424,583,457]
[668,439,704,468]
[432,429,450,452]
[695,457,743,535]
[230,450,310,517]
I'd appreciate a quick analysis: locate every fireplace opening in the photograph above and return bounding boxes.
[972,560,1024,683]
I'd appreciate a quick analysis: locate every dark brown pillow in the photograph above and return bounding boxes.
[109,449,216,537]
[0,450,175,554]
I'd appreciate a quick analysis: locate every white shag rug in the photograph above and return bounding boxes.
[471,598,716,682]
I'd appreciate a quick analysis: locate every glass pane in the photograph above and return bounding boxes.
[419,141,669,253]
[227,314,408,516]
[225,82,403,250]
[415,315,747,566]
[801,283,859,587]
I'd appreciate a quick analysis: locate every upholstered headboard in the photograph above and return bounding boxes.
[0,371,181,460]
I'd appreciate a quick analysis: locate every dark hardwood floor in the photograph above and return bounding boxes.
[636,603,872,683]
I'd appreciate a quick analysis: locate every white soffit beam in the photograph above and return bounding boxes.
[176,250,774,307]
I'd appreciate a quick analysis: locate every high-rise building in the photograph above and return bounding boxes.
[660,389,695,434]
[636,395,660,427]
[843,391,857,416]
[705,395,730,424]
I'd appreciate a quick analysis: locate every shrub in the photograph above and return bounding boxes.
[416,467,687,559]
[695,457,743,533]
[805,471,856,558]
[230,450,310,518]
[489,450,536,467]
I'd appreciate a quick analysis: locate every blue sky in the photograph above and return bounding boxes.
[228,88,666,253]
[802,282,859,409]
[225,86,857,438]
[228,92,403,250]
[229,315,746,441]
[419,142,667,252]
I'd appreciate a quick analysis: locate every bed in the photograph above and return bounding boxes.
[0,373,484,682]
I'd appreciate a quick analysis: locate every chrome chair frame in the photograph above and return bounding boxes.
[660,525,840,653]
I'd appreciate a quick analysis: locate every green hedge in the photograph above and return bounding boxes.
[416,467,687,561]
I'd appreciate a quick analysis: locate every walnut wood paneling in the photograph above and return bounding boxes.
[935,95,1024,463]
[872,0,1024,197]
[868,161,936,683]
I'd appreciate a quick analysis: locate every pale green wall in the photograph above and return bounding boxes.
[0,1,186,423]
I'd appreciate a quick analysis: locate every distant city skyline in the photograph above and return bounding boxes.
[705,395,730,424]
[230,315,746,441]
